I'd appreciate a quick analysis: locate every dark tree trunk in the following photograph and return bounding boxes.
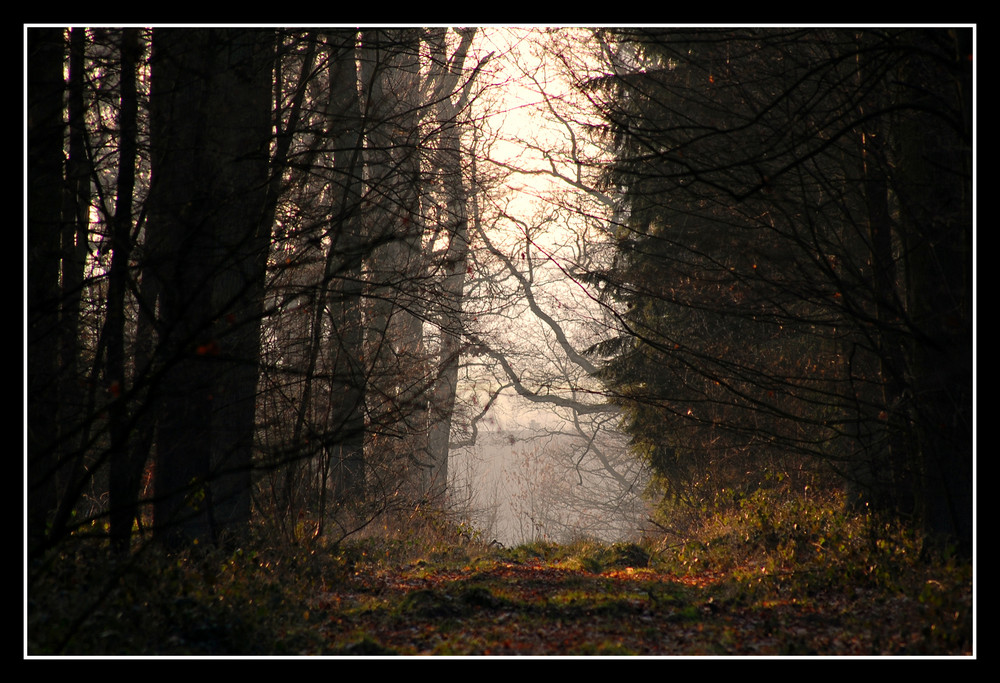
[326,32,367,506]
[107,28,143,552]
[56,27,92,511]
[27,28,66,555]
[204,30,274,546]
[148,28,274,548]
[891,29,973,557]
[852,31,916,519]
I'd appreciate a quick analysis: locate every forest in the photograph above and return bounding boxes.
[27,26,973,656]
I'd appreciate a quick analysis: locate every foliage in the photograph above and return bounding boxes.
[582,27,972,555]
[27,509,488,655]
[28,537,336,655]
[649,486,972,650]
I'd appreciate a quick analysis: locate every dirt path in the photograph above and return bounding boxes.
[314,559,970,656]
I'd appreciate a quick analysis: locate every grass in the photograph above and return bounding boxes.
[26,490,973,656]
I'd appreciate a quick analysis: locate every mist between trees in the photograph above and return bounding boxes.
[27,27,972,560]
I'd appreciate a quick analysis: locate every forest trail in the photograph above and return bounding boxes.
[316,556,970,656]
[26,535,973,656]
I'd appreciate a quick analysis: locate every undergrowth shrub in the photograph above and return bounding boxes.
[555,540,651,573]
[641,485,972,653]
[27,505,495,655]
[342,506,493,569]
[28,535,332,655]
[650,486,968,596]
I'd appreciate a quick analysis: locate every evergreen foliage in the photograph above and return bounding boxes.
[583,28,972,556]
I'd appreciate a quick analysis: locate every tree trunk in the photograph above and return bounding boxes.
[107,28,143,551]
[149,28,274,548]
[891,29,973,557]
[27,27,66,554]
[360,29,429,496]
[848,31,915,518]
[421,28,479,501]
[56,27,92,515]
[205,30,274,546]
[326,31,367,506]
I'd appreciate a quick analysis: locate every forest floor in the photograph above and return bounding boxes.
[315,550,972,656]
[28,499,974,657]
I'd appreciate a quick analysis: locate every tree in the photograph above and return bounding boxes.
[27,28,67,551]
[580,28,972,555]
[443,28,653,542]
[319,30,368,513]
[419,26,487,499]
[144,28,275,547]
[28,28,159,558]
[27,26,503,556]
[106,27,142,551]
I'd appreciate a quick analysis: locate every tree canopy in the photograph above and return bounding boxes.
[581,28,972,556]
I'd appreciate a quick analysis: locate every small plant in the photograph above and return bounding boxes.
[607,541,650,568]
[500,539,563,564]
